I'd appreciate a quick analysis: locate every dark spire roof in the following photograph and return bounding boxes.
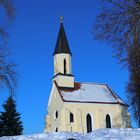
[53,19,72,55]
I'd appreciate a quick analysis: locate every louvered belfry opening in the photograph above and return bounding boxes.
[64,59,67,74]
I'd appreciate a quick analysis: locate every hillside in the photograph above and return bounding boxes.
[0,128,140,140]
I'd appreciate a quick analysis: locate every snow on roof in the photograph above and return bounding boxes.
[57,82,127,105]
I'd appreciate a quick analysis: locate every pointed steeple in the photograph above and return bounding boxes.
[53,17,72,55]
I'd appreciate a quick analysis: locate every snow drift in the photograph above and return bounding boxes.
[0,128,140,140]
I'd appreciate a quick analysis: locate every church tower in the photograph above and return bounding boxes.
[53,17,74,88]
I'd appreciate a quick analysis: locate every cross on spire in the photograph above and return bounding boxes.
[60,16,63,23]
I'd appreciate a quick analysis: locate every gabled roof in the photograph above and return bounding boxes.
[53,22,72,55]
[54,81,128,106]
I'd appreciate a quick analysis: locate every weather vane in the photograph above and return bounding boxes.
[60,16,63,23]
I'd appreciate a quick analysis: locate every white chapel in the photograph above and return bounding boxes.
[45,19,131,133]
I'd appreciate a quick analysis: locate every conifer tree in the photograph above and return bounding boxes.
[0,96,23,136]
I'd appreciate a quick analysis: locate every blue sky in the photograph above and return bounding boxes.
[0,0,135,134]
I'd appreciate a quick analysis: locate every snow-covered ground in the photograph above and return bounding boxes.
[0,128,140,140]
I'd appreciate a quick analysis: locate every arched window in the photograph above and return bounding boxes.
[55,127,58,132]
[106,114,111,128]
[86,114,92,133]
[70,112,74,123]
[54,111,58,119]
[64,59,66,74]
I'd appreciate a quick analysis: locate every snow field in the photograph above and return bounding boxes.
[0,128,140,140]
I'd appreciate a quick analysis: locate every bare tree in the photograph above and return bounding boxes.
[0,0,15,44]
[93,0,140,127]
[127,46,140,127]
[0,0,17,95]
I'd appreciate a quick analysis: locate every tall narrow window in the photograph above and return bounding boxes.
[86,114,92,133]
[106,114,111,128]
[70,112,74,123]
[55,127,58,132]
[54,111,58,119]
[64,59,66,74]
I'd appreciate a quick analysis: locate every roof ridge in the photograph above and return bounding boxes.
[75,81,107,85]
